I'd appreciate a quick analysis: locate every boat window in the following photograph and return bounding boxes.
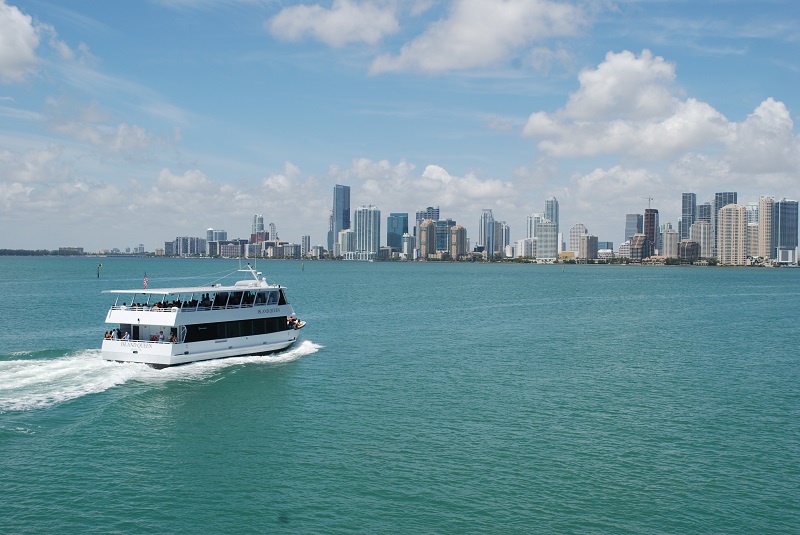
[267,291,279,305]
[254,291,266,305]
[182,317,289,342]
[278,289,288,305]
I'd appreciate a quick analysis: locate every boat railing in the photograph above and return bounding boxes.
[111,302,270,313]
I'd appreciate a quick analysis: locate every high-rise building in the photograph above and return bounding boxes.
[386,213,409,251]
[328,184,351,251]
[624,214,643,242]
[515,238,536,258]
[629,234,651,263]
[353,205,380,260]
[714,192,737,257]
[401,233,415,259]
[415,206,440,232]
[436,219,457,252]
[746,223,759,258]
[758,196,775,260]
[578,235,598,260]
[301,235,311,258]
[418,219,437,260]
[495,221,510,254]
[662,229,679,258]
[536,221,558,259]
[569,223,588,253]
[338,229,355,255]
[545,197,559,234]
[449,225,468,259]
[690,221,713,258]
[746,202,759,224]
[526,213,544,239]
[478,209,494,251]
[680,193,696,241]
[644,209,659,256]
[269,223,278,241]
[697,202,713,223]
[717,204,746,265]
[252,214,264,235]
[773,199,798,264]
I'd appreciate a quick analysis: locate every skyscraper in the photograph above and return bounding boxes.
[300,235,311,258]
[569,223,588,253]
[545,197,559,234]
[353,205,380,260]
[494,221,510,254]
[717,204,746,266]
[436,219,457,252]
[252,214,264,235]
[680,193,696,241]
[450,225,468,259]
[644,209,659,256]
[536,221,558,259]
[328,184,351,252]
[758,196,775,260]
[690,221,713,258]
[697,202,713,223]
[418,219,437,260]
[773,199,798,264]
[415,206,440,231]
[624,214,643,242]
[478,209,494,250]
[386,213,408,250]
[714,192,737,257]
[526,213,543,239]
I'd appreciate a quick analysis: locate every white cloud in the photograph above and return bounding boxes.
[0,0,39,83]
[726,97,800,174]
[0,145,69,184]
[155,168,213,192]
[523,50,731,160]
[267,0,399,47]
[370,0,585,74]
[564,49,677,122]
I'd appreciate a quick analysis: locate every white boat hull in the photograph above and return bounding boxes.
[101,329,301,368]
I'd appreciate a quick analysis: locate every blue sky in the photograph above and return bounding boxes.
[1,0,798,251]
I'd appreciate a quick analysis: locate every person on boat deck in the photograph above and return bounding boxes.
[158,331,165,342]
[111,329,118,340]
[169,333,177,343]
[104,331,111,340]
[122,331,130,340]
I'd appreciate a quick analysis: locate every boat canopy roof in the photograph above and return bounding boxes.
[102,282,282,295]
[102,265,284,296]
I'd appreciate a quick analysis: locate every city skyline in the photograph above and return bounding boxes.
[1,1,798,251]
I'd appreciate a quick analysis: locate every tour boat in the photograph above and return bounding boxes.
[101,264,305,368]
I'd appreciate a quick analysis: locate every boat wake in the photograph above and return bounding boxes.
[0,340,322,413]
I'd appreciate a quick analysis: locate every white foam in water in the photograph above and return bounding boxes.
[0,340,322,413]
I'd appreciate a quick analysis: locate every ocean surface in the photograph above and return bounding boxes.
[1,256,798,534]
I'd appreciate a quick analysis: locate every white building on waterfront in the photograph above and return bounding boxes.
[353,205,381,261]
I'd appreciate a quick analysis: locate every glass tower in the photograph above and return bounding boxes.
[680,193,696,241]
[773,199,798,263]
[545,197,559,234]
[386,213,408,250]
[328,184,351,252]
[624,214,643,242]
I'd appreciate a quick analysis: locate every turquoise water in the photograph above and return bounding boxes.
[1,257,798,533]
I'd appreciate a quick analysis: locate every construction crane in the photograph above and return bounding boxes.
[642,196,654,209]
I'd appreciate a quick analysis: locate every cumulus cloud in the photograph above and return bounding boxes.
[267,0,399,47]
[370,0,585,74]
[0,0,39,83]
[523,50,731,160]
[726,97,800,174]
